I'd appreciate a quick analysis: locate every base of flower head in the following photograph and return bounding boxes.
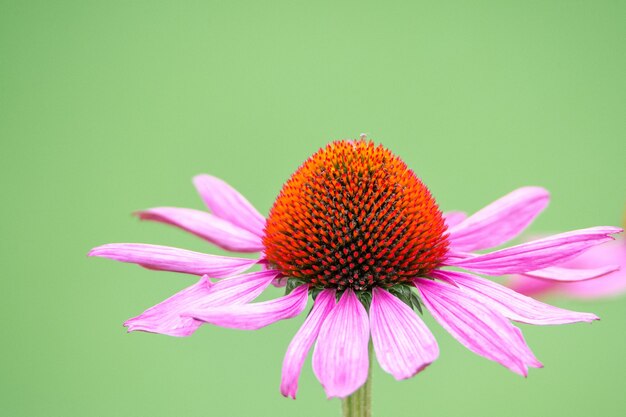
[285,276,425,313]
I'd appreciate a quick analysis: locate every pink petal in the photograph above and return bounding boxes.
[124,275,213,337]
[431,270,598,325]
[444,250,473,262]
[523,265,620,282]
[415,278,542,376]
[89,243,258,278]
[189,269,281,307]
[312,289,370,399]
[193,174,266,237]
[447,227,622,275]
[370,288,439,379]
[443,211,467,228]
[508,239,626,299]
[505,276,555,298]
[136,207,264,252]
[124,269,280,336]
[281,289,336,399]
[183,284,309,330]
[448,187,550,252]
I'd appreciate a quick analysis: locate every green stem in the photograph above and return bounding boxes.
[341,342,372,417]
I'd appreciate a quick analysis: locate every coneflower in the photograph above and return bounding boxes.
[90,137,621,413]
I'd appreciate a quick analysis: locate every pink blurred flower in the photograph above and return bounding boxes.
[90,140,621,399]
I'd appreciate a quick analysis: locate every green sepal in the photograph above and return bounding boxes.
[356,290,372,311]
[388,284,423,315]
[285,277,307,295]
[331,288,373,311]
[310,286,324,301]
[409,290,423,315]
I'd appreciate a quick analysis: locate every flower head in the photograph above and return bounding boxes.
[90,138,622,399]
[264,140,448,290]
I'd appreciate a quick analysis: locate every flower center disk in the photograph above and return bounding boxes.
[263,140,448,290]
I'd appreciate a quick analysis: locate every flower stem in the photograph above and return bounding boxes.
[341,342,372,417]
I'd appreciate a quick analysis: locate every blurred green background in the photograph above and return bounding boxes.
[1,1,624,416]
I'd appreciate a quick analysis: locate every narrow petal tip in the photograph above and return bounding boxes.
[88,245,107,257]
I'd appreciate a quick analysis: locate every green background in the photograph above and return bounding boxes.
[1,1,625,416]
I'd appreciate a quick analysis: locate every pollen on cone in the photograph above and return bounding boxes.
[263,140,449,290]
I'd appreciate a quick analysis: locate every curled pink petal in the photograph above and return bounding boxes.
[447,227,622,275]
[124,269,280,336]
[281,289,336,399]
[370,288,438,379]
[193,174,266,237]
[448,187,550,252]
[136,207,264,252]
[124,275,213,337]
[415,278,541,376]
[312,289,370,399]
[443,211,467,228]
[89,243,258,278]
[509,239,626,299]
[431,270,598,325]
[183,285,309,330]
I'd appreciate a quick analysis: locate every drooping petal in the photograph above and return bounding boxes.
[509,325,543,368]
[183,285,309,330]
[508,239,626,299]
[443,211,467,228]
[431,270,598,325]
[448,187,550,252]
[136,207,264,252]
[523,265,620,282]
[446,227,622,275]
[281,289,336,399]
[370,288,439,379]
[124,275,213,337]
[312,289,370,399]
[193,174,266,237]
[124,269,280,336]
[415,278,541,376]
[89,243,258,278]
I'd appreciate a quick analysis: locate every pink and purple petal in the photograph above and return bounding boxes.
[193,174,266,237]
[431,270,598,325]
[136,207,264,252]
[415,278,541,376]
[446,226,622,275]
[124,269,280,336]
[448,187,550,252]
[89,243,258,278]
[281,289,336,399]
[312,289,370,399]
[183,284,309,330]
[370,288,439,379]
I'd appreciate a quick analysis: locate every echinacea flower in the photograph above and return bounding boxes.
[90,139,621,399]
[506,237,626,299]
